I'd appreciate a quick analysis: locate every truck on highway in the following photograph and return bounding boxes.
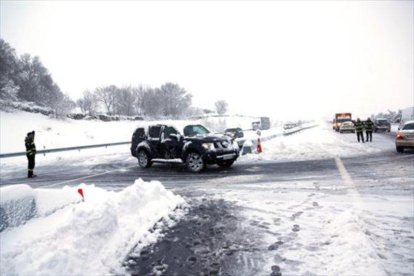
[332,113,352,131]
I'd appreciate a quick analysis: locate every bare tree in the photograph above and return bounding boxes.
[0,39,19,101]
[95,85,118,115]
[215,100,228,115]
[140,87,163,118]
[51,94,75,118]
[114,86,135,116]
[77,90,98,116]
[159,82,192,118]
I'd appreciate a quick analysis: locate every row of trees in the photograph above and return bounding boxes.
[0,39,74,116]
[77,83,193,119]
[77,84,229,118]
[1,38,229,119]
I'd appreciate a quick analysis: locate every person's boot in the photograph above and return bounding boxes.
[28,171,32,178]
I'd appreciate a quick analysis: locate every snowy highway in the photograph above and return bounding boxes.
[1,125,413,275]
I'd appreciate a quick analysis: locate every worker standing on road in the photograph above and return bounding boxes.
[25,131,37,178]
[365,118,374,142]
[355,118,365,143]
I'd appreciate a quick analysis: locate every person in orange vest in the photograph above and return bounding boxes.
[25,131,37,178]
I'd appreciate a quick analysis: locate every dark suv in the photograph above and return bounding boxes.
[131,124,239,172]
[374,118,391,132]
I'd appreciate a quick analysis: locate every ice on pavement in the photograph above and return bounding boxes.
[0,179,186,275]
[210,181,413,275]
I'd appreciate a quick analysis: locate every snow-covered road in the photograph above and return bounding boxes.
[1,122,413,275]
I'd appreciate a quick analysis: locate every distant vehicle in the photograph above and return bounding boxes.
[283,122,298,130]
[260,117,271,130]
[333,113,352,131]
[224,128,244,149]
[374,118,391,132]
[399,107,414,128]
[131,124,239,172]
[395,120,414,153]
[252,121,261,131]
[251,117,271,130]
[339,121,355,133]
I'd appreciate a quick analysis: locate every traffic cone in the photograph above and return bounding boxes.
[77,188,85,202]
[256,137,262,153]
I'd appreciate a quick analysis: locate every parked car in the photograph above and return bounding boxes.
[374,118,391,132]
[131,124,239,172]
[224,128,244,139]
[224,128,244,149]
[339,121,355,133]
[395,120,414,153]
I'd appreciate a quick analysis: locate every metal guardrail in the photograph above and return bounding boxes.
[0,141,131,158]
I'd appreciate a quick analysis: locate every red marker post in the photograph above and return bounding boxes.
[77,188,85,202]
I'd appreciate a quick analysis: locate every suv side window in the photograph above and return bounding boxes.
[149,126,162,139]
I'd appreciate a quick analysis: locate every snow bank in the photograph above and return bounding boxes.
[0,185,36,231]
[0,184,83,231]
[0,179,186,275]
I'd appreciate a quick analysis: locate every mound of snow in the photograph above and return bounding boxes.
[0,179,186,275]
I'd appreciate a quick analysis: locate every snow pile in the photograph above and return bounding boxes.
[0,185,37,231]
[0,179,186,275]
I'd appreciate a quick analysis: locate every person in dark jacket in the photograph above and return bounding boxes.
[354,118,365,143]
[25,131,37,178]
[365,118,374,142]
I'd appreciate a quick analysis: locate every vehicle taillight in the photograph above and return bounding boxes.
[396,133,405,140]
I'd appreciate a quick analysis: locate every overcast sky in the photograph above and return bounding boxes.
[1,1,413,119]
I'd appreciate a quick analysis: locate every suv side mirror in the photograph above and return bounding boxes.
[169,133,183,141]
[169,133,178,140]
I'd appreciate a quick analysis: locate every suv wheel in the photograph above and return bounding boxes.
[396,146,404,153]
[138,150,152,168]
[217,160,234,168]
[186,152,205,172]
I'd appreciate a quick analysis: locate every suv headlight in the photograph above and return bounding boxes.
[202,143,215,151]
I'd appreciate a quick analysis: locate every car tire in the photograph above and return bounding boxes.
[396,146,404,153]
[339,130,343,133]
[137,150,152,168]
[185,152,205,173]
[217,160,234,168]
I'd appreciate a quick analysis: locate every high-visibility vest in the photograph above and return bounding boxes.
[25,138,36,156]
[365,121,374,131]
[355,121,364,132]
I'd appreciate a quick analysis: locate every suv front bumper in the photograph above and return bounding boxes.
[203,149,239,164]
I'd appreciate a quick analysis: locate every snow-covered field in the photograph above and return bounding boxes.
[1,111,412,275]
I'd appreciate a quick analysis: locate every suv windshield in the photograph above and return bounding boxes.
[183,125,210,137]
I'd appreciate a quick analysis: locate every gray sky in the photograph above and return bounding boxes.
[1,0,413,119]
